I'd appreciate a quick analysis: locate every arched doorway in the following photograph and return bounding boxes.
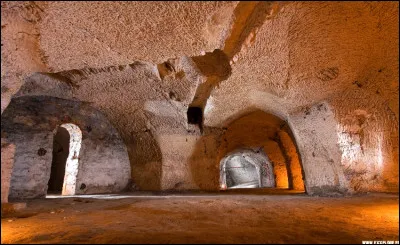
[216,110,305,192]
[224,155,260,189]
[47,127,70,194]
[47,123,82,195]
[220,148,275,190]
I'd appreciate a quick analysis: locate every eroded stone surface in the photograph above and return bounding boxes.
[0,1,398,196]
[1,139,15,203]
[1,96,131,199]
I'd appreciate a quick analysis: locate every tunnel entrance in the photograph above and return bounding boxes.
[224,156,260,189]
[47,123,82,196]
[187,107,203,125]
[220,149,275,190]
[47,127,70,194]
[217,110,305,192]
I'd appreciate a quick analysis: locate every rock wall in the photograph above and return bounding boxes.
[1,2,397,196]
[1,2,48,114]
[12,56,206,191]
[277,131,305,191]
[263,140,289,188]
[1,139,15,203]
[7,131,53,199]
[1,96,130,199]
[158,131,222,191]
[330,90,399,193]
[217,110,303,190]
[288,102,349,195]
[202,2,398,194]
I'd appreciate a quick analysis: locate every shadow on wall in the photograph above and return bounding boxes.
[188,109,306,191]
[126,129,162,191]
[187,127,224,190]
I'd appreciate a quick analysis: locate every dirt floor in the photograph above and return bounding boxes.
[1,190,399,244]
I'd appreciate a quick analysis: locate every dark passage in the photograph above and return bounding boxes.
[47,127,70,194]
[187,107,203,125]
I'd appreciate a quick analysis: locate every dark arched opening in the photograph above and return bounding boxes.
[47,123,82,195]
[47,127,70,194]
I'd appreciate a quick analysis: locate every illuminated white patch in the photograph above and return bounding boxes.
[60,123,82,196]
[337,124,362,164]
[376,133,383,171]
[203,96,214,116]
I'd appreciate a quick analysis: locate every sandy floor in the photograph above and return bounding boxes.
[1,191,399,244]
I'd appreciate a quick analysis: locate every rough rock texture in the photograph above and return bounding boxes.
[158,131,222,191]
[331,93,399,193]
[204,2,399,193]
[277,131,304,191]
[1,193,398,244]
[38,1,237,71]
[288,102,348,195]
[1,139,15,203]
[1,202,26,217]
[13,57,219,191]
[263,140,289,188]
[1,2,48,113]
[1,96,131,199]
[217,111,303,191]
[1,1,398,195]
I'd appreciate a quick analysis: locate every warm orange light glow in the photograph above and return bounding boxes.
[356,204,400,228]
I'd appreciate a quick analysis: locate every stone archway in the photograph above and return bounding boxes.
[220,148,275,189]
[49,123,82,196]
[3,96,131,199]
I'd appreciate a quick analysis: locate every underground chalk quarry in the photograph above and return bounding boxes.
[0,1,399,244]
